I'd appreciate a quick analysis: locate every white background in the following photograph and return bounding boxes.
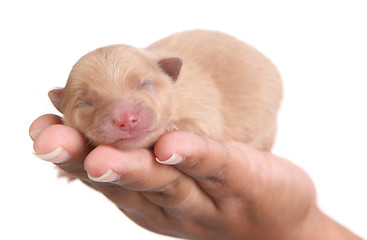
[1,0,366,239]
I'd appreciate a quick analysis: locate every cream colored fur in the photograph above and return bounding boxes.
[49,30,282,151]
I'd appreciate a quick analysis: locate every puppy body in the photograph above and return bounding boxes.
[49,30,282,151]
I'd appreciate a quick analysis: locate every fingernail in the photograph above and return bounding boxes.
[155,153,184,165]
[88,169,120,182]
[33,147,70,164]
[30,129,42,140]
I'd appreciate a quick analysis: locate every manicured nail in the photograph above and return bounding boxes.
[88,169,120,182]
[30,129,42,140]
[33,147,70,164]
[155,153,184,165]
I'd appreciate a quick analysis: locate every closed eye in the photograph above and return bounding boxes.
[140,79,154,89]
[76,101,93,108]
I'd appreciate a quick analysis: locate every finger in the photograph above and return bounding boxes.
[84,146,181,190]
[85,146,217,218]
[32,123,91,180]
[154,131,254,199]
[29,114,63,140]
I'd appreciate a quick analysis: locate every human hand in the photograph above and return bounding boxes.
[30,114,362,240]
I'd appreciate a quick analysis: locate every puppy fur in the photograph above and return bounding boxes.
[49,30,282,151]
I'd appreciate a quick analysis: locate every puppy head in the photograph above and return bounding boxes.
[49,45,182,149]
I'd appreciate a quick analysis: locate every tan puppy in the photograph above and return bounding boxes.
[49,30,282,151]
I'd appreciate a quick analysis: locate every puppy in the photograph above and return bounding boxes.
[49,30,282,151]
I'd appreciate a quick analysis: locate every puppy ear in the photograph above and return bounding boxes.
[48,88,64,113]
[158,58,183,82]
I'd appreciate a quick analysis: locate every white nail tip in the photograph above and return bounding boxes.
[34,147,70,164]
[155,153,184,165]
[88,169,120,182]
[30,129,42,140]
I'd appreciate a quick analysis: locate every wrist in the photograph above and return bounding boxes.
[289,205,362,240]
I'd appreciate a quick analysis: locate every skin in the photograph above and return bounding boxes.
[30,114,362,240]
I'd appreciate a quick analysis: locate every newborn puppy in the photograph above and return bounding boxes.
[49,30,282,151]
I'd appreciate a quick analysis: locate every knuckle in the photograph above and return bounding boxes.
[205,143,231,183]
[206,165,228,183]
[144,177,189,207]
[205,164,231,189]
[155,180,182,205]
[201,143,240,193]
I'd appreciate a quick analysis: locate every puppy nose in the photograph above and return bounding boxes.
[113,111,139,131]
